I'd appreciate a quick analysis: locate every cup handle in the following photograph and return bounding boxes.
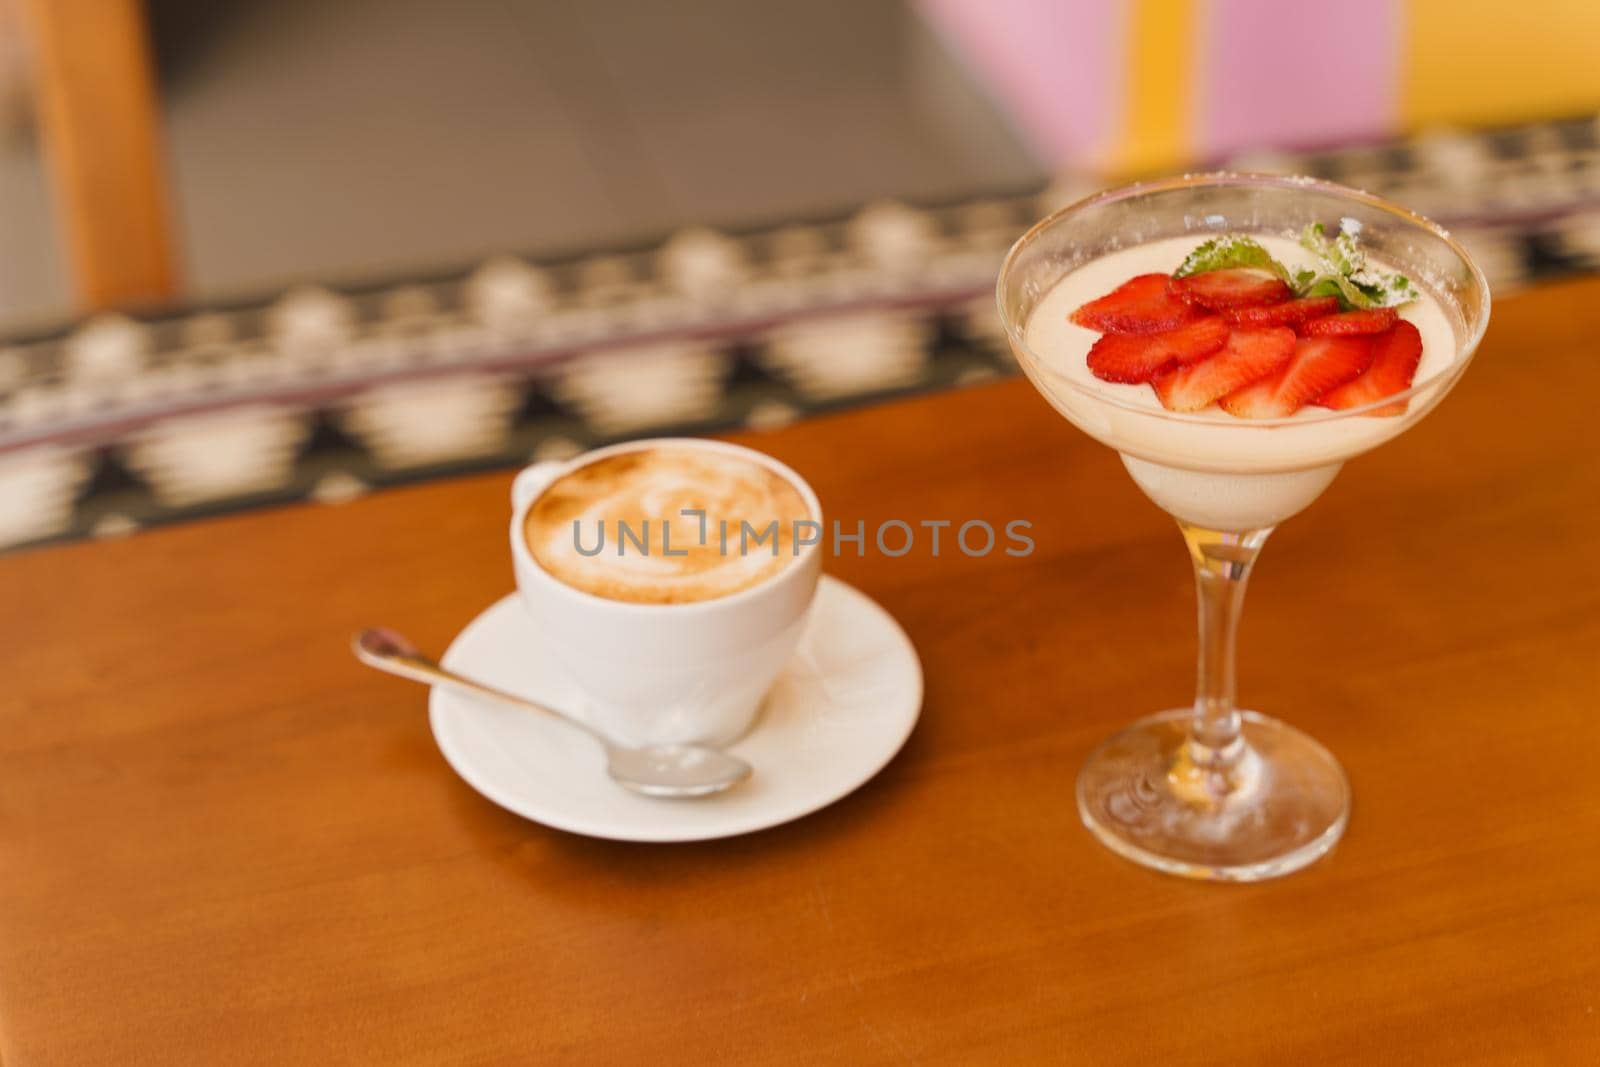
[511,461,565,513]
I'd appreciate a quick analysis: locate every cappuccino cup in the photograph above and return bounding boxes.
[509,438,822,747]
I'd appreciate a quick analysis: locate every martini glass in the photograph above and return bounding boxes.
[997,174,1490,881]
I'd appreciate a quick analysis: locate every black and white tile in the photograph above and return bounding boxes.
[3,113,1599,552]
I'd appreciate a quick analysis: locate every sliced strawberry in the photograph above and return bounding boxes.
[1070,274,1201,334]
[1087,317,1229,384]
[1317,320,1423,415]
[1219,335,1376,418]
[1300,307,1399,336]
[1152,327,1296,412]
[1224,295,1338,328]
[1172,269,1291,311]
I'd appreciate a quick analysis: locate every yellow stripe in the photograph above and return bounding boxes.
[1113,0,1195,175]
[1402,0,1600,128]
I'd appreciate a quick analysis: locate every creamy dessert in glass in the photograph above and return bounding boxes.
[998,174,1491,881]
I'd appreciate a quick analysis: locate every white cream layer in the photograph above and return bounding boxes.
[1022,234,1461,474]
[1020,235,1464,529]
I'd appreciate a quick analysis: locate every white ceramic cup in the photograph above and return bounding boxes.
[509,438,823,748]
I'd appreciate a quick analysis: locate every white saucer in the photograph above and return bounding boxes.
[429,575,923,842]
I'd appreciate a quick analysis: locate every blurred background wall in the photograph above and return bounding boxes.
[923,0,1600,173]
[1,0,1044,327]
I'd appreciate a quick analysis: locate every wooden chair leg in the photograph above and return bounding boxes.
[20,0,179,311]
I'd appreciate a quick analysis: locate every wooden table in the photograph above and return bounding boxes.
[3,279,1598,1064]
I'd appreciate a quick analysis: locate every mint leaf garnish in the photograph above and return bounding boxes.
[1295,220,1419,310]
[1170,223,1419,312]
[1174,235,1292,284]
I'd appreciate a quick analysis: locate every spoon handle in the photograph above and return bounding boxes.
[352,628,600,741]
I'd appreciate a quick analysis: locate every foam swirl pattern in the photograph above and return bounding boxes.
[525,447,811,604]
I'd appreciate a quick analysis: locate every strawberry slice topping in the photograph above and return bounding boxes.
[1219,335,1377,418]
[1223,295,1339,328]
[1171,269,1291,311]
[1300,307,1399,336]
[1317,321,1423,415]
[1152,327,1297,412]
[1070,274,1201,334]
[1087,317,1229,384]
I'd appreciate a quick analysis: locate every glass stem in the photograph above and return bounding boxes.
[1175,522,1272,801]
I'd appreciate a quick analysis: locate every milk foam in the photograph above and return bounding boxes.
[525,447,812,604]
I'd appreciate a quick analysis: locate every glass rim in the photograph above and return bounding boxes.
[995,172,1493,428]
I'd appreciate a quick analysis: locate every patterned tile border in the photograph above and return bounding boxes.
[3,115,1599,551]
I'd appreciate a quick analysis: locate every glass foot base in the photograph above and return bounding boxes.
[1077,709,1349,882]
